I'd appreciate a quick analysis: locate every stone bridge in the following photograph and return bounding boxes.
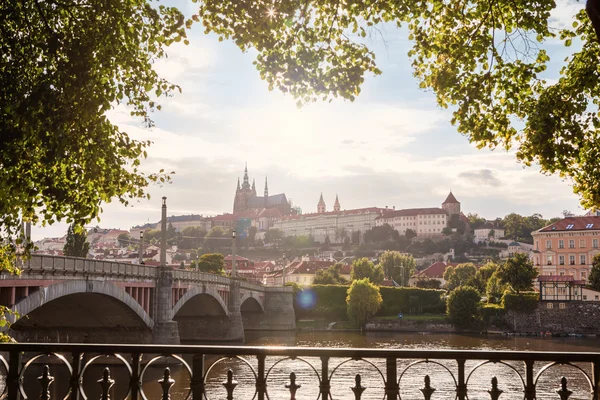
[0,255,295,344]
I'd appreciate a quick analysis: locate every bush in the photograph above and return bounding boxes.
[293,285,349,320]
[501,292,539,314]
[446,286,482,328]
[378,287,446,315]
[346,278,382,329]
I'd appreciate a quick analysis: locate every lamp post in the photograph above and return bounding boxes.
[282,253,287,286]
[231,229,237,278]
[160,197,167,267]
[139,230,145,265]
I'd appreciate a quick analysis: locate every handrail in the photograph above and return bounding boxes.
[0,343,599,400]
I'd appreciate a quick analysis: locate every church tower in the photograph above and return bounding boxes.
[333,194,340,212]
[442,191,461,216]
[234,163,255,213]
[317,193,326,213]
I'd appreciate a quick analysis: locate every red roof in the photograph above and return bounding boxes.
[224,255,250,262]
[416,262,460,278]
[538,216,600,233]
[443,192,459,204]
[212,213,236,221]
[289,261,351,275]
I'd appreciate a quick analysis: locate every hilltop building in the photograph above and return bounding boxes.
[233,164,292,216]
[531,216,600,282]
[375,192,463,237]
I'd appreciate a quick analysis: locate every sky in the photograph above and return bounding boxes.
[32,0,588,240]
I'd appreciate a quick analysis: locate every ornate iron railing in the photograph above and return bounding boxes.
[1,343,599,399]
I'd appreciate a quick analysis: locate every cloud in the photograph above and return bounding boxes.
[458,169,502,186]
[549,0,582,29]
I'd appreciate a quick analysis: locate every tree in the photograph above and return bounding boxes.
[117,233,132,248]
[313,263,348,285]
[264,229,284,246]
[248,226,258,246]
[486,271,508,304]
[346,278,382,330]
[63,225,89,258]
[197,253,225,275]
[351,258,384,284]
[496,253,539,294]
[472,261,499,294]
[351,231,361,245]
[443,263,478,292]
[203,226,226,251]
[342,236,352,250]
[321,235,331,250]
[467,214,487,230]
[378,251,415,286]
[415,277,442,289]
[588,255,600,291]
[446,286,482,328]
[2,0,182,270]
[405,229,417,240]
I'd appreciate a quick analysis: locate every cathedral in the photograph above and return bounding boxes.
[233,165,292,215]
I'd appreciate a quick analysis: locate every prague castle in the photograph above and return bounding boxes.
[233,164,292,216]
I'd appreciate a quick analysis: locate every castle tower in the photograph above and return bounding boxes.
[252,178,256,193]
[234,163,255,213]
[442,191,461,216]
[333,194,340,212]
[317,193,326,213]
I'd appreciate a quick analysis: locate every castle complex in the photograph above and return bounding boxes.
[233,164,292,216]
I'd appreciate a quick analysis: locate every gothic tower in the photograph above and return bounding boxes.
[442,191,461,215]
[233,163,255,213]
[333,194,341,212]
[317,193,326,213]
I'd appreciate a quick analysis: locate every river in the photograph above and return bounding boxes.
[14,331,600,399]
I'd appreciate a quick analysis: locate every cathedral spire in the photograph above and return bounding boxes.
[333,194,340,212]
[242,162,250,189]
[317,193,326,213]
[237,177,240,191]
[252,178,256,191]
[264,176,269,198]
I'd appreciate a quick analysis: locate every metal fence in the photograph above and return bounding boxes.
[1,343,599,399]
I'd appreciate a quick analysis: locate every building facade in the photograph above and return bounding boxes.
[375,192,460,237]
[474,224,505,242]
[233,165,292,216]
[531,216,600,282]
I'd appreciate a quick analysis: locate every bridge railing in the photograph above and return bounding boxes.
[21,255,157,278]
[172,269,232,285]
[1,343,599,400]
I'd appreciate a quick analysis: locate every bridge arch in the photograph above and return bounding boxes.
[240,292,265,313]
[172,286,229,318]
[8,280,153,330]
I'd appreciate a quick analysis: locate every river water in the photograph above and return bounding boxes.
[14,331,600,399]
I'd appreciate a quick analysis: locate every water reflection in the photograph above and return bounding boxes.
[11,331,600,399]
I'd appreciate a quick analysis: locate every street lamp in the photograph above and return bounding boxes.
[139,230,145,265]
[231,229,237,278]
[282,253,287,286]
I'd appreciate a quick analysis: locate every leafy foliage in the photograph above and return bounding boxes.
[202,0,600,206]
[446,286,482,328]
[1,0,183,267]
[63,225,90,258]
[346,278,382,329]
[496,253,539,293]
[588,254,600,291]
[443,263,478,292]
[378,287,446,315]
[351,258,384,284]
[502,292,539,314]
[415,277,442,289]
[197,253,225,275]
[313,263,348,285]
[486,271,508,304]
[378,251,415,286]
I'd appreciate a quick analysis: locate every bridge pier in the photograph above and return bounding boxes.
[152,266,180,344]
[223,280,245,342]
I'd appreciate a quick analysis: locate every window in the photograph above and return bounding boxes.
[581,254,586,265]
[584,295,588,300]
[569,240,575,249]
[580,239,586,248]
[586,223,595,229]
[594,239,599,248]
[559,271,565,276]
[566,224,574,229]
[547,303,553,309]
[570,255,576,265]
[559,240,565,249]
[582,271,588,280]
[546,240,552,249]
[559,303,566,309]
[559,255,565,265]
[596,295,599,301]
[547,255,553,265]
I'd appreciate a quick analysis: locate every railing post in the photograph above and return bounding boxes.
[320,356,330,400]
[593,359,600,400]
[69,351,82,400]
[256,355,267,400]
[385,357,399,399]
[191,354,205,399]
[524,360,536,400]
[130,353,141,400]
[7,350,20,400]
[456,359,467,400]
